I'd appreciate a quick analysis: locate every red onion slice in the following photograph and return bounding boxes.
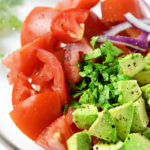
[124,13,150,33]
[104,18,150,36]
[138,31,149,40]
[142,0,150,11]
[98,35,150,52]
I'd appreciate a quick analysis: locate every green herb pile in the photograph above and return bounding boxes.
[69,37,131,109]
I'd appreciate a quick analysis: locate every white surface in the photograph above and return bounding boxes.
[0,0,149,150]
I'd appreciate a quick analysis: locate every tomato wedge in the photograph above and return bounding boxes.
[10,92,61,140]
[36,116,73,150]
[12,73,35,108]
[51,8,89,42]
[21,7,59,46]
[64,38,93,84]
[56,0,100,10]
[101,0,144,22]
[84,11,108,40]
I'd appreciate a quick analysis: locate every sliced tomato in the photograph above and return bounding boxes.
[12,73,35,108]
[34,49,68,105]
[125,27,141,38]
[84,11,108,40]
[51,8,89,42]
[65,107,74,125]
[2,33,53,84]
[10,92,61,140]
[101,0,144,22]
[21,7,59,46]
[64,38,93,84]
[56,0,99,10]
[36,116,73,150]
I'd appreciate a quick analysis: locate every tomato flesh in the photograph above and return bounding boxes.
[101,0,144,22]
[21,7,59,46]
[51,8,89,42]
[36,116,73,150]
[10,92,62,140]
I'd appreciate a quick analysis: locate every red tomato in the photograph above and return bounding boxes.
[2,33,53,84]
[51,8,89,42]
[34,49,68,105]
[21,7,59,46]
[57,0,100,10]
[64,38,93,84]
[101,0,144,22]
[12,73,36,108]
[36,116,73,150]
[84,11,108,40]
[65,107,74,125]
[10,92,61,140]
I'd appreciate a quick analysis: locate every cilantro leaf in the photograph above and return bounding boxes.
[63,104,69,115]
[90,36,99,48]
[85,48,101,60]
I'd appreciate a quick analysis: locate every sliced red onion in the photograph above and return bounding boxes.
[138,31,149,40]
[124,13,150,33]
[105,18,150,36]
[142,0,150,11]
[98,35,150,52]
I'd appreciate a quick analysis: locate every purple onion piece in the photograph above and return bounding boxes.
[124,13,150,33]
[98,35,150,52]
[142,0,150,11]
[104,18,150,36]
[138,31,149,40]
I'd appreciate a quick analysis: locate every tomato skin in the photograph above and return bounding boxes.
[12,73,35,108]
[21,7,60,46]
[36,115,73,150]
[64,38,93,84]
[101,0,144,22]
[10,92,61,140]
[57,0,100,10]
[84,11,108,40]
[36,49,68,106]
[51,8,89,42]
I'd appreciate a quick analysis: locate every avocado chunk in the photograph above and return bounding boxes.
[73,105,98,129]
[118,80,141,104]
[119,53,145,77]
[119,133,150,150]
[93,140,123,150]
[88,109,117,143]
[144,52,150,70]
[134,70,150,85]
[141,84,150,107]
[141,128,150,140]
[109,103,134,141]
[67,132,91,150]
[131,97,149,132]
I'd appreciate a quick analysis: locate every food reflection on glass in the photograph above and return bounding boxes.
[2,0,150,149]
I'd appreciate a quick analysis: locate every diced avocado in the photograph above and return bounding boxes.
[119,53,145,77]
[141,84,150,107]
[141,128,150,140]
[119,133,150,150]
[109,103,134,141]
[67,132,91,150]
[118,80,141,104]
[134,70,150,85]
[93,140,123,150]
[73,105,98,129]
[131,97,149,132]
[88,109,117,143]
[144,52,150,70]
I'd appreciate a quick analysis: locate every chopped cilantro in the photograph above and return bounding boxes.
[63,104,69,115]
[69,40,131,110]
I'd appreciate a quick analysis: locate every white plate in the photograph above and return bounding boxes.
[0,0,149,150]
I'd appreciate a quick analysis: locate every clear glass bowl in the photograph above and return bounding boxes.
[0,0,149,149]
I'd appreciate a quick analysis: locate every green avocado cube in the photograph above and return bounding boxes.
[131,97,149,132]
[88,109,117,143]
[141,128,150,140]
[109,103,134,141]
[118,80,141,104]
[134,70,150,85]
[141,84,150,107]
[73,105,98,129]
[93,140,123,150]
[144,52,150,70]
[119,53,145,77]
[119,133,150,150]
[67,132,91,150]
